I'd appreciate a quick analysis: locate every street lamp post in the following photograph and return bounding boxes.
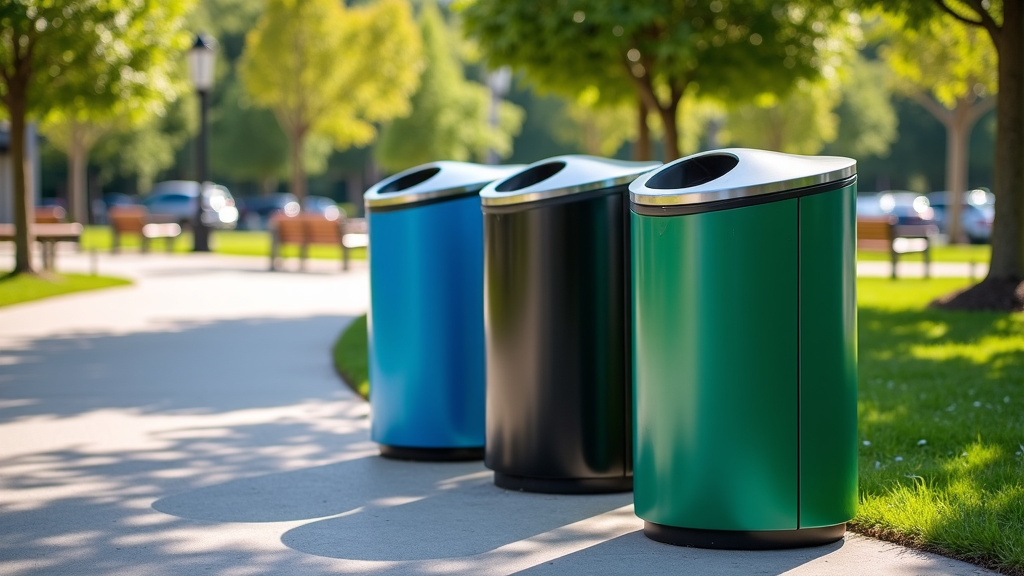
[188,34,216,252]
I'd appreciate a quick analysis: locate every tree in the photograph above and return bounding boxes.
[878,13,997,244]
[822,53,899,161]
[39,115,114,222]
[856,0,1022,310]
[92,96,196,194]
[0,0,192,274]
[458,0,851,161]
[211,76,289,193]
[375,2,523,173]
[552,86,637,157]
[239,0,423,202]
[725,77,841,154]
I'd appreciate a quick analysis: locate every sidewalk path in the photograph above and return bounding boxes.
[0,251,997,575]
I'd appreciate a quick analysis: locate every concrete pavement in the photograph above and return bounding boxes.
[0,249,998,575]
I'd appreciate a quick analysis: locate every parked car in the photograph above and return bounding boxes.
[858,191,935,225]
[236,193,297,231]
[143,181,238,230]
[302,195,341,220]
[925,190,994,244]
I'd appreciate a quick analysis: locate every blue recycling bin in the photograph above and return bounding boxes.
[365,161,522,461]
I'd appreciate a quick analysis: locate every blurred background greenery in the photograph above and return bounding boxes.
[8,0,996,214]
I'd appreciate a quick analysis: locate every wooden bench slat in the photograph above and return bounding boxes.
[856,216,936,279]
[108,205,181,253]
[269,212,365,271]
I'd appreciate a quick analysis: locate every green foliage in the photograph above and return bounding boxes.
[552,86,635,157]
[459,0,853,158]
[375,2,524,172]
[880,14,997,107]
[211,76,289,189]
[239,0,422,150]
[824,54,899,159]
[0,0,193,120]
[725,77,840,154]
[239,0,423,197]
[91,96,196,193]
[0,272,132,308]
[333,314,369,399]
[854,277,1024,573]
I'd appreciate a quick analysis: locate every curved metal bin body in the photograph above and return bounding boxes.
[481,155,659,492]
[630,148,858,548]
[366,162,521,461]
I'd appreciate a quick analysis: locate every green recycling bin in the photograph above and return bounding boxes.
[629,148,858,549]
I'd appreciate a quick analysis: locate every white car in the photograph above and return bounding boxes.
[143,181,239,230]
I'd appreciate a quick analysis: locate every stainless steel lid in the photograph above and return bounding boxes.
[480,155,661,207]
[365,161,524,209]
[629,148,856,207]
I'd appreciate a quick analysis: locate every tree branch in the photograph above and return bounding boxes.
[967,95,997,126]
[906,89,953,127]
[933,0,999,39]
[623,56,663,114]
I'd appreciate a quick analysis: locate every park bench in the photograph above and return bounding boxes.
[34,206,68,223]
[0,221,83,271]
[108,205,182,254]
[269,212,368,272]
[857,216,939,279]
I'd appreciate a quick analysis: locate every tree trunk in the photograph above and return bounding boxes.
[8,88,35,274]
[69,124,89,224]
[657,98,680,162]
[945,102,970,244]
[289,129,307,204]
[932,1,1024,310]
[988,1,1023,282]
[633,99,652,161]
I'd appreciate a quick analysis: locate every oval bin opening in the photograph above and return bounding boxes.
[646,154,738,190]
[495,161,566,192]
[378,167,441,193]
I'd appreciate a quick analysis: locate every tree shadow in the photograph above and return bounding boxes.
[0,314,360,419]
[856,303,1024,572]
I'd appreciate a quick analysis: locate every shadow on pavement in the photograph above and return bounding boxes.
[281,473,632,561]
[0,314,359,419]
[514,530,843,575]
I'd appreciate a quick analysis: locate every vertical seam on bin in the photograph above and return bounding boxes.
[623,196,633,477]
[796,197,802,530]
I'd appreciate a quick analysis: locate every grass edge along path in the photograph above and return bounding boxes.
[0,272,132,308]
[332,278,1023,574]
[333,314,369,399]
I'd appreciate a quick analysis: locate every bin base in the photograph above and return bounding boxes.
[643,521,846,550]
[378,444,484,462]
[493,472,632,494]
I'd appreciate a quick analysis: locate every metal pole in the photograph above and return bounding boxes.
[192,88,211,252]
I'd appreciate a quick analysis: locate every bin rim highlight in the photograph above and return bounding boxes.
[629,148,856,208]
[365,161,524,210]
[481,155,660,207]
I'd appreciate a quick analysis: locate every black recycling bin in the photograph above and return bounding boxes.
[480,155,660,494]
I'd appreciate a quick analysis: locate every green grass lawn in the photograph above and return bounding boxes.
[333,314,369,399]
[854,277,1024,573]
[80,226,367,262]
[332,278,1024,572]
[0,271,132,308]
